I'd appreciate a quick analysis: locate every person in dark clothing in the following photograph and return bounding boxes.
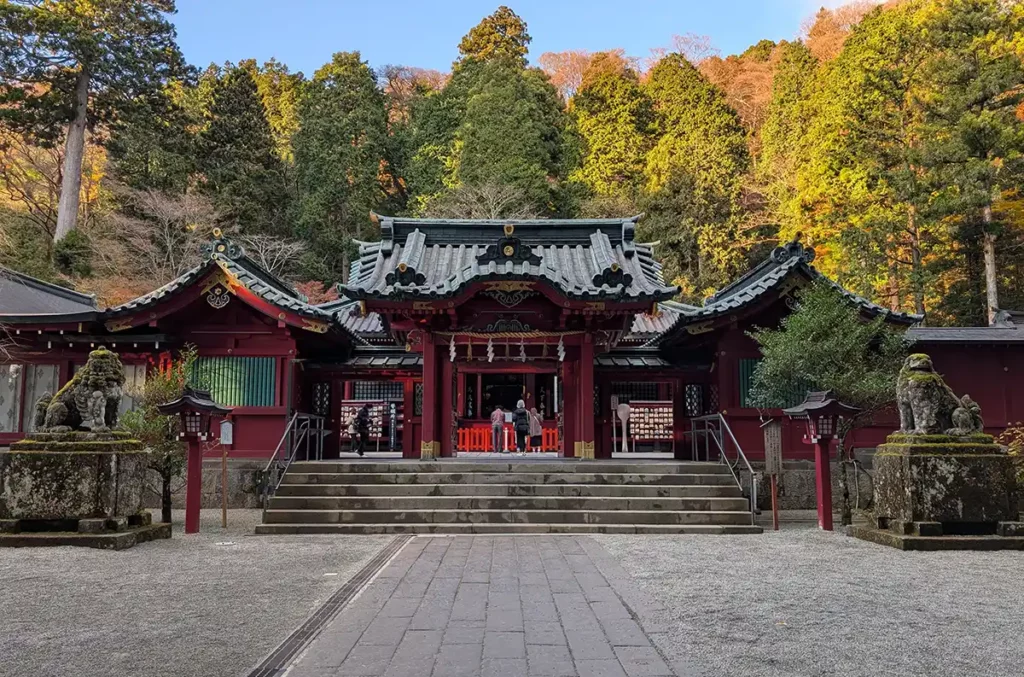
[354,403,371,456]
[513,399,530,455]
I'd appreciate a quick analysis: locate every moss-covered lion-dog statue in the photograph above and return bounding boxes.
[33,347,126,433]
[896,353,983,437]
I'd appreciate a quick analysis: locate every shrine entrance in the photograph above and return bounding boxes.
[456,363,561,453]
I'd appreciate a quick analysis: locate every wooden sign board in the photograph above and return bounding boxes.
[763,419,783,475]
[219,419,234,446]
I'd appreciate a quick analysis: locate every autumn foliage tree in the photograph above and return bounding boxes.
[0,0,184,242]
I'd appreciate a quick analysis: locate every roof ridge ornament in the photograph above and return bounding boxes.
[200,228,244,261]
[477,223,542,266]
[771,235,815,265]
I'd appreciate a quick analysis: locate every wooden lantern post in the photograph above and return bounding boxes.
[784,391,860,532]
[157,387,232,534]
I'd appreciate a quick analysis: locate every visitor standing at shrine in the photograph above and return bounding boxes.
[354,403,371,457]
[514,400,530,456]
[529,407,543,453]
[490,405,505,453]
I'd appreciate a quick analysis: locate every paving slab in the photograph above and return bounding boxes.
[284,535,685,677]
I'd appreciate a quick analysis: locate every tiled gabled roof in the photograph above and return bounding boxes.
[340,215,679,303]
[104,247,340,330]
[909,310,1024,343]
[317,299,387,337]
[0,266,98,321]
[652,241,921,345]
[623,301,697,342]
[0,237,358,341]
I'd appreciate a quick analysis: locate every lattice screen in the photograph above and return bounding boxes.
[352,380,403,402]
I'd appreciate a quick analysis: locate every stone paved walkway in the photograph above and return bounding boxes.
[286,535,688,677]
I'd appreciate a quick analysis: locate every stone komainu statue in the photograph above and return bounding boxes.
[33,347,126,433]
[896,353,984,436]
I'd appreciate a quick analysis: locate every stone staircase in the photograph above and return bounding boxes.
[255,460,762,535]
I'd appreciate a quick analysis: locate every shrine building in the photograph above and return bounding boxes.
[1,215,1020,464]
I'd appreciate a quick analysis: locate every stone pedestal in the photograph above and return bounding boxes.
[873,433,1019,534]
[0,432,169,548]
[851,433,1024,549]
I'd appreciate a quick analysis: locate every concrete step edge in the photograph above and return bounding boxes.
[254,523,763,535]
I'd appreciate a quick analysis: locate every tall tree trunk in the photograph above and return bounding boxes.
[908,208,925,317]
[982,205,998,325]
[886,262,901,312]
[54,69,90,243]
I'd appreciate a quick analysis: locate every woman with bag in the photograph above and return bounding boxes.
[528,407,543,453]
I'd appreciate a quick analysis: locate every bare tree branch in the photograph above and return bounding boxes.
[235,234,305,277]
[422,182,541,220]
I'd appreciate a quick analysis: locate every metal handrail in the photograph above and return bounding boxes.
[260,412,329,510]
[689,413,759,524]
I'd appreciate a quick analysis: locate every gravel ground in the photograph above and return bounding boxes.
[594,527,1024,677]
[0,509,390,677]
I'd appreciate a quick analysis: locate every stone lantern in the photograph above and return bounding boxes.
[784,390,860,531]
[157,386,231,534]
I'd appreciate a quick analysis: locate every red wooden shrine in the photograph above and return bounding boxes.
[2,221,1021,465]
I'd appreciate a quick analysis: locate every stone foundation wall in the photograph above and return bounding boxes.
[742,455,876,511]
[142,459,265,510]
[6,448,881,512]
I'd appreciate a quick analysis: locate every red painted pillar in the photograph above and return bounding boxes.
[672,377,687,459]
[815,440,833,531]
[475,373,483,421]
[561,359,577,458]
[420,335,439,459]
[578,339,595,459]
[440,357,454,457]
[456,370,466,418]
[185,439,203,534]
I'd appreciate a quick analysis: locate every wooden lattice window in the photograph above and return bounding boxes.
[312,382,331,417]
[610,382,661,403]
[413,382,424,416]
[706,384,719,414]
[352,380,403,401]
[685,384,703,417]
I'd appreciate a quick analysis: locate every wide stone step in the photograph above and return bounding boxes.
[254,523,764,535]
[261,509,754,526]
[266,495,751,512]
[286,461,730,475]
[280,472,737,486]
[274,483,744,499]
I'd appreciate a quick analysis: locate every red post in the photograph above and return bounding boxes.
[578,339,595,459]
[420,335,438,459]
[814,441,833,531]
[561,359,577,458]
[185,439,203,534]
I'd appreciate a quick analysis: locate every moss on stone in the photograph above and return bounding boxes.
[10,440,144,453]
[886,433,994,445]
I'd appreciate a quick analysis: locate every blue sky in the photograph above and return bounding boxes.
[172,0,842,75]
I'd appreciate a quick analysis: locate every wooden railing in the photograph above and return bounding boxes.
[457,423,559,452]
